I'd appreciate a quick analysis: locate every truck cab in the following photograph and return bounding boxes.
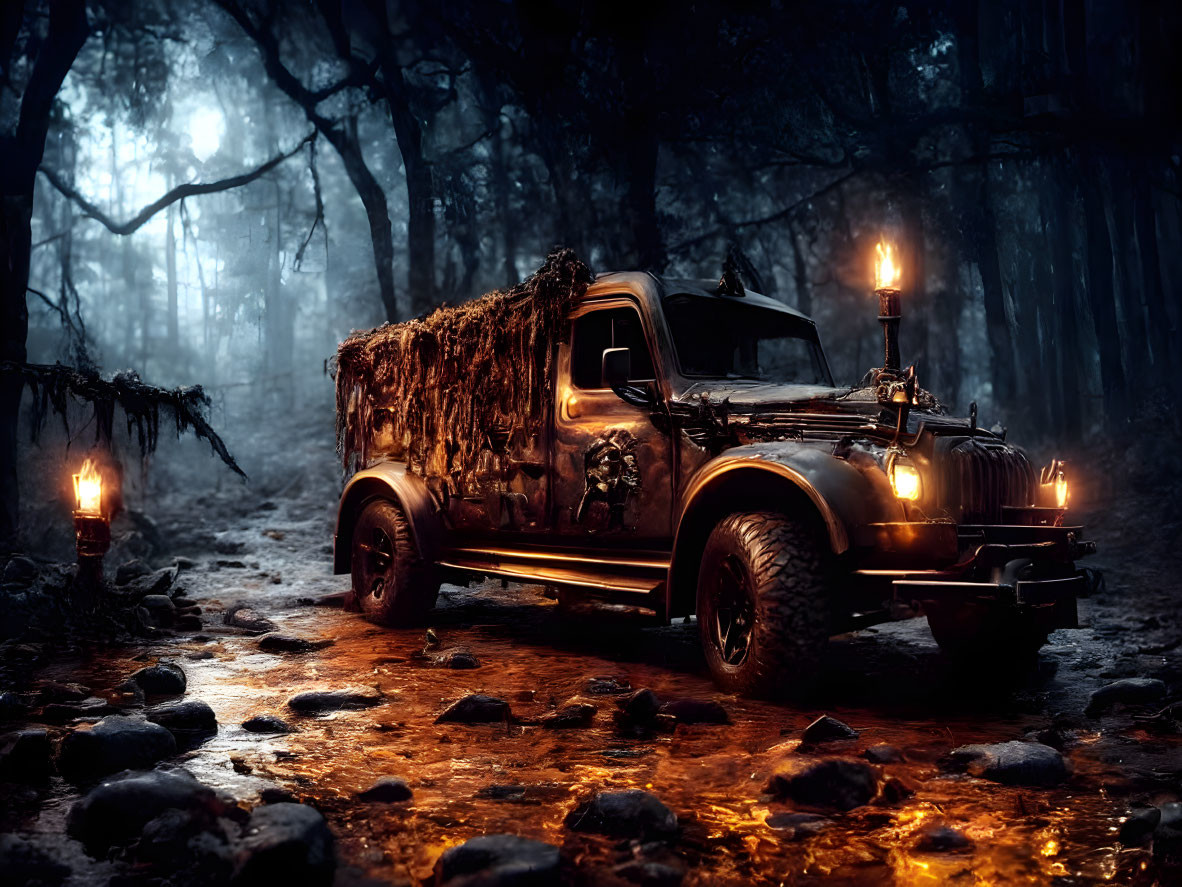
[334,268,1093,696]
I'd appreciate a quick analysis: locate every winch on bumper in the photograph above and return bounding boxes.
[852,519,1096,632]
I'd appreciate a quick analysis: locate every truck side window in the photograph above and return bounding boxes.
[571,305,656,389]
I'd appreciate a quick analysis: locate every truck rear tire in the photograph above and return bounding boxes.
[696,511,830,697]
[350,499,438,627]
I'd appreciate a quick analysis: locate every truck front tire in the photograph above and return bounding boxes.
[350,499,438,626]
[696,511,830,697]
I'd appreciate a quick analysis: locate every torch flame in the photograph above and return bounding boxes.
[875,240,900,291]
[74,458,102,516]
[1054,472,1068,508]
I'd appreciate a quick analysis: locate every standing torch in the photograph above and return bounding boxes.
[73,458,110,587]
[875,240,902,373]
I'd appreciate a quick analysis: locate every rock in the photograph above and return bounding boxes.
[67,768,227,851]
[125,568,175,598]
[436,694,512,724]
[146,700,218,745]
[224,604,276,634]
[36,680,91,703]
[41,696,118,724]
[357,777,412,803]
[586,676,631,695]
[0,690,28,719]
[913,824,973,852]
[2,556,38,585]
[136,806,234,878]
[878,775,917,805]
[564,790,678,839]
[433,649,480,669]
[177,614,204,631]
[863,744,905,764]
[801,715,859,743]
[115,558,152,586]
[613,860,684,886]
[764,759,879,812]
[434,834,560,887]
[1153,802,1182,860]
[0,834,70,886]
[258,634,334,654]
[619,688,661,722]
[59,715,178,778]
[657,699,729,725]
[233,802,335,886]
[130,662,187,697]
[260,786,297,804]
[764,811,831,840]
[946,741,1069,787]
[140,594,176,627]
[541,702,598,729]
[287,687,383,714]
[1085,678,1168,715]
[0,728,51,781]
[1120,805,1162,844]
[242,714,296,734]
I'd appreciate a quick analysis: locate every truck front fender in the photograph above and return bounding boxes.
[333,462,444,574]
[666,443,902,617]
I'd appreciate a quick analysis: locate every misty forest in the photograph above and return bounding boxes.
[1,1,1181,885]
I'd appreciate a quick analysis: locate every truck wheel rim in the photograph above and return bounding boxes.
[358,527,393,600]
[713,555,754,666]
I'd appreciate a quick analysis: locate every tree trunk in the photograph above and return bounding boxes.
[1042,160,1083,440]
[1133,167,1172,382]
[166,200,178,350]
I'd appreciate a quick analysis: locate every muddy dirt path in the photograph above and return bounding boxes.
[5,441,1181,886]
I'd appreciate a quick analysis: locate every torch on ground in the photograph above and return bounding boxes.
[71,457,111,597]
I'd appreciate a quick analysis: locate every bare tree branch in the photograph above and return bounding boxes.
[38,131,317,236]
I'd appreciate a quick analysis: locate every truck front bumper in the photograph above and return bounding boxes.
[851,520,1095,632]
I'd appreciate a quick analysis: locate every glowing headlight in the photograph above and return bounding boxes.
[1040,459,1069,509]
[1054,472,1068,508]
[889,460,921,501]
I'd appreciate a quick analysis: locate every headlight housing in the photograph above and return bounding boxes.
[1040,459,1068,508]
[888,454,921,501]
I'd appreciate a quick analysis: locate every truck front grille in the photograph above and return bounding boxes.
[937,439,1035,524]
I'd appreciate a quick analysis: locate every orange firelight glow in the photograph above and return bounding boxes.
[875,240,901,290]
[74,458,103,516]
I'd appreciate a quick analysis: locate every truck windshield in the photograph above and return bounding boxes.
[662,293,833,386]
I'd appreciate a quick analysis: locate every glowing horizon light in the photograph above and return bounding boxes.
[189,106,225,162]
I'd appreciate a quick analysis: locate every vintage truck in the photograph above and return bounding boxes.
[332,251,1094,696]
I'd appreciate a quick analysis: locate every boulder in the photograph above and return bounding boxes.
[59,715,177,779]
[0,834,70,886]
[764,811,831,840]
[619,688,661,722]
[356,777,412,803]
[0,690,28,719]
[129,662,187,697]
[801,715,859,743]
[764,759,879,812]
[1153,801,1182,865]
[434,834,560,887]
[657,699,729,725]
[224,604,277,634]
[2,556,38,586]
[946,741,1069,787]
[612,859,684,886]
[35,680,91,703]
[242,714,295,734]
[1119,806,1161,844]
[260,786,297,805]
[115,559,152,585]
[146,700,218,746]
[140,594,176,627]
[541,702,597,729]
[41,696,119,724]
[67,768,227,852]
[863,744,905,764]
[0,728,51,781]
[232,803,335,886]
[433,649,481,669]
[287,687,382,715]
[586,676,631,696]
[913,823,973,852]
[258,634,334,654]
[1085,678,1168,715]
[125,568,175,598]
[135,806,234,879]
[436,694,512,724]
[564,790,678,839]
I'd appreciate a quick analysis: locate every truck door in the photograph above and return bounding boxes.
[552,298,673,543]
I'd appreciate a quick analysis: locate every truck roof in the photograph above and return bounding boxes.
[594,272,817,326]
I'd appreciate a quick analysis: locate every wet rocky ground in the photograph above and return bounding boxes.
[2,437,1180,886]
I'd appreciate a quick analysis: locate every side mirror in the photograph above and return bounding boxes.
[601,347,631,388]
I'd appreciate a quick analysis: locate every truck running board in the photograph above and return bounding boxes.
[437,544,669,600]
